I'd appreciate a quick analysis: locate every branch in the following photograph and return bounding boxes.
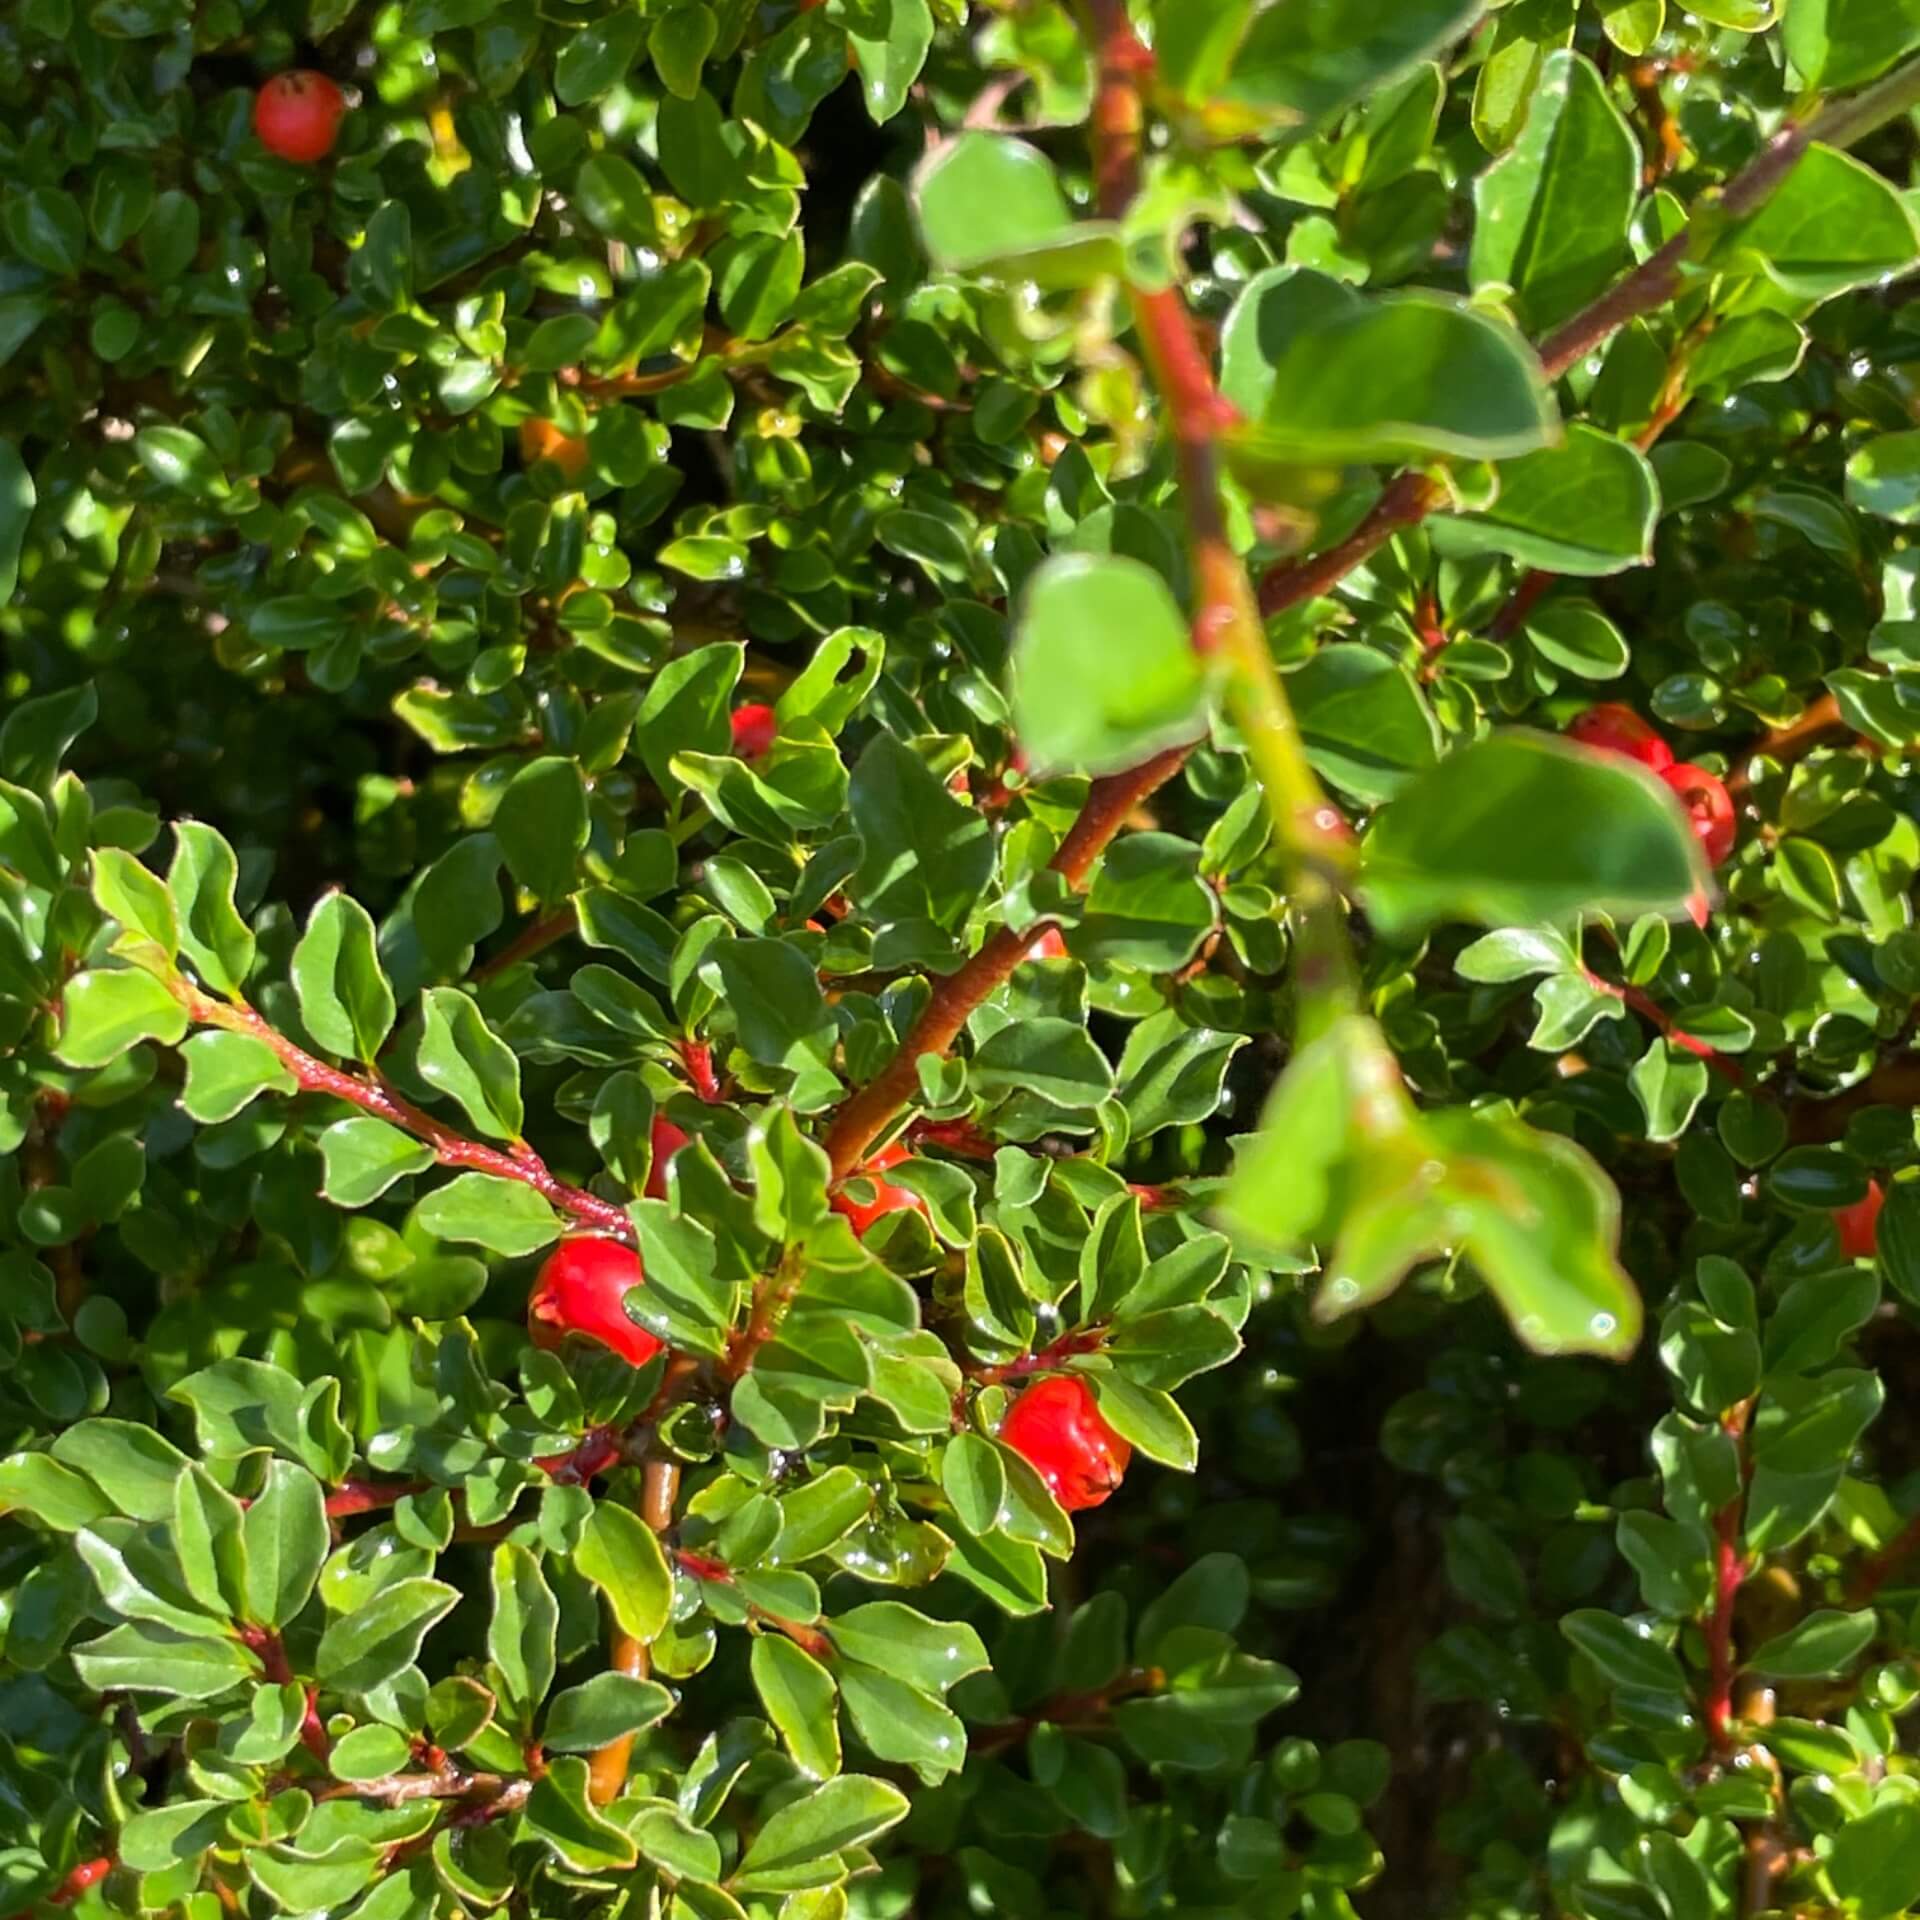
[470,906,576,984]
[820,747,1188,1178]
[168,978,635,1243]
[1726,691,1852,796]
[1702,1403,1752,1754]
[1258,52,1920,613]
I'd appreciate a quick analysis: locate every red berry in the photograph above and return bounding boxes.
[731,703,777,760]
[646,1116,690,1201]
[253,71,347,165]
[1836,1179,1884,1261]
[1567,703,1674,773]
[1026,928,1068,962]
[830,1139,924,1237]
[528,1238,662,1369]
[1000,1375,1131,1513]
[1661,761,1737,868]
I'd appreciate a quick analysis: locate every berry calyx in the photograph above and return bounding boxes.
[253,71,347,164]
[1000,1375,1131,1513]
[528,1238,662,1369]
[646,1116,690,1201]
[1567,703,1674,773]
[519,419,589,480]
[831,1139,924,1237]
[731,703,777,760]
[1836,1179,1884,1261]
[1660,761,1737,868]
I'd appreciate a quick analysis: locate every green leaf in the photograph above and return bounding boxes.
[1435,426,1658,575]
[1089,1373,1199,1470]
[0,1452,113,1532]
[168,822,255,996]
[414,1173,561,1255]
[1288,648,1441,805]
[523,1756,640,1872]
[844,0,932,121]
[243,1460,329,1630]
[488,1543,558,1727]
[91,847,178,960]
[915,133,1121,287]
[316,1577,460,1693]
[735,1775,911,1881]
[850,734,994,935]
[940,1432,1006,1538]
[1743,1607,1876,1679]
[1717,144,1920,301]
[0,439,31,603]
[56,968,189,1068]
[0,781,61,891]
[495,758,589,905]
[826,1602,989,1693]
[576,1500,672,1642]
[178,1030,297,1124]
[1010,554,1204,777]
[293,893,396,1063]
[1469,51,1637,333]
[1784,0,1920,89]
[418,987,524,1142]
[1206,0,1485,127]
[1847,429,1920,524]
[636,642,742,794]
[321,1116,436,1207]
[1073,832,1217,970]
[51,1420,191,1522]
[1830,1803,1920,1920]
[709,938,838,1095]
[72,1620,258,1699]
[172,1465,249,1620]
[543,1672,674,1750]
[1360,732,1703,936]
[1218,267,1554,465]
[1559,1609,1687,1696]
[971,1018,1115,1109]
[751,1631,842,1779]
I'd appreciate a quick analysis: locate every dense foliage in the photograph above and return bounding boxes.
[12,0,1920,1914]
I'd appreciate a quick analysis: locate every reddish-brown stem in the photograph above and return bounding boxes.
[1726,691,1851,797]
[587,1457,679,1807]
[1487,569,1555,644]
[1259,475,1443,616]
[169,980,635,1243]
[820,748,1187,1178]
[1702,1403,1752,1755]
[680,1040,723,1103]
[969,1328,1106,1387]
[240,1628,331,1763]
[323,1477,425,1518]
[471,906,576,984]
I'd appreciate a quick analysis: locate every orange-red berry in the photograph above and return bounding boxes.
[1026,927,1068,962]
[731,703,778,760]
[528,1238,662,1369]
[1661,761,1737,868]
[1836,1179,1884,1261]
[50,1860,114,1907]
[1000,1375,1131,1512]
[1567,703,1673,773]
[518,419,589,480]
[253,71,347,164]
[830,1139,924,1237]
[646,1116,690,1201]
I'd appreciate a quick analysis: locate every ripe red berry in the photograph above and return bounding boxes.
[253,71,347,165]
[1000,1375,1131,1513]
[831,1139,924,1237]
[1567,703,1674,773]
[528,1238,662,1369]
[1026,927,1068,962]
[1661,761,1737,868]
[1836,1179,1884,1261]
[646,1116,689,1201]
[731,703,777,760]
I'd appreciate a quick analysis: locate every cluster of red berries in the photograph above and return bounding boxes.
[253,70,347,163]
[524,1119,1130,1507]
[1566,703,1737,869]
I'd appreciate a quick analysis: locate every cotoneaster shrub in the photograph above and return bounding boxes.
[9,1,1920,1916]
